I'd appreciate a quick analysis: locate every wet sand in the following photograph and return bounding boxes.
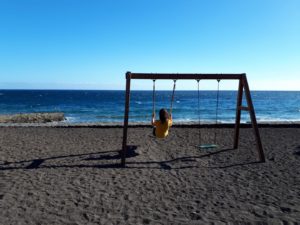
[0,126,300,224]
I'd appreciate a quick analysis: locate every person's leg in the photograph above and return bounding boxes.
[152,127,156,136]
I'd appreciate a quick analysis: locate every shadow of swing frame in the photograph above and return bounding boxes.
[121,72,265,166]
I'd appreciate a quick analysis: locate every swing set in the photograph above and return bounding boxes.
[121,72,265,166]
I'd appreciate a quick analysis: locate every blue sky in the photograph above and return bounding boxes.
[0,0,299,90]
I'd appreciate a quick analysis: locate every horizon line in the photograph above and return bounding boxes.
[1,89,300,92]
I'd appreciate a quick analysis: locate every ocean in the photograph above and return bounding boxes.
[0,90,299,124]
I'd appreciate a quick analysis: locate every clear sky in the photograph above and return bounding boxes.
[0,0,299,90]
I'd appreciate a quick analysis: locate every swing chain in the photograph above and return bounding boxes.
[152,80,156,116]
[170,79,177,115]
[214,79,221,143]
[197,79,201,146]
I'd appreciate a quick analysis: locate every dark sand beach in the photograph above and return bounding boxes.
[1,126,300,224]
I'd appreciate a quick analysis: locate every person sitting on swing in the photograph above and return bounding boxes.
[152,108,172,138]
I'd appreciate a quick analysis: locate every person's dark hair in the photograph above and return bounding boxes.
[159,108,169,124]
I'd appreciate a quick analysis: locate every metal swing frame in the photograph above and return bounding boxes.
[121,71,265,166]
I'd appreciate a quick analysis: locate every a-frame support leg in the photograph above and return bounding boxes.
[242,75,265,162]
[121,72,131,167]
[234,78,243,149]
[234,75,265,162]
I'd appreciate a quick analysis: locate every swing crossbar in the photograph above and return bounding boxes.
[121,71,266,166]
[127,72,244,80]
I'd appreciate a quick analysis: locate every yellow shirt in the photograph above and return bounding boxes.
[153,119,172,138]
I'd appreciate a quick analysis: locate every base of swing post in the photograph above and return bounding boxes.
[197,144,218,149]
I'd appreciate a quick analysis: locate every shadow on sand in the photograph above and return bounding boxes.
[293,145,300,156]
[0,146,261,171]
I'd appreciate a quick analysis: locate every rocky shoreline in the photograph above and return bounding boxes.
[0,112,65,123]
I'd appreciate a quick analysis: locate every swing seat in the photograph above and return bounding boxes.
[197,144,218,149]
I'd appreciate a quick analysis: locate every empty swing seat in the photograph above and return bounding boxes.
[197,144,218,149]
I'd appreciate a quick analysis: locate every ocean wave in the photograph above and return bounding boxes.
[258,119,300,122]
[65,116,78,122]
[95,115,149,119]
[96,115,124,119]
